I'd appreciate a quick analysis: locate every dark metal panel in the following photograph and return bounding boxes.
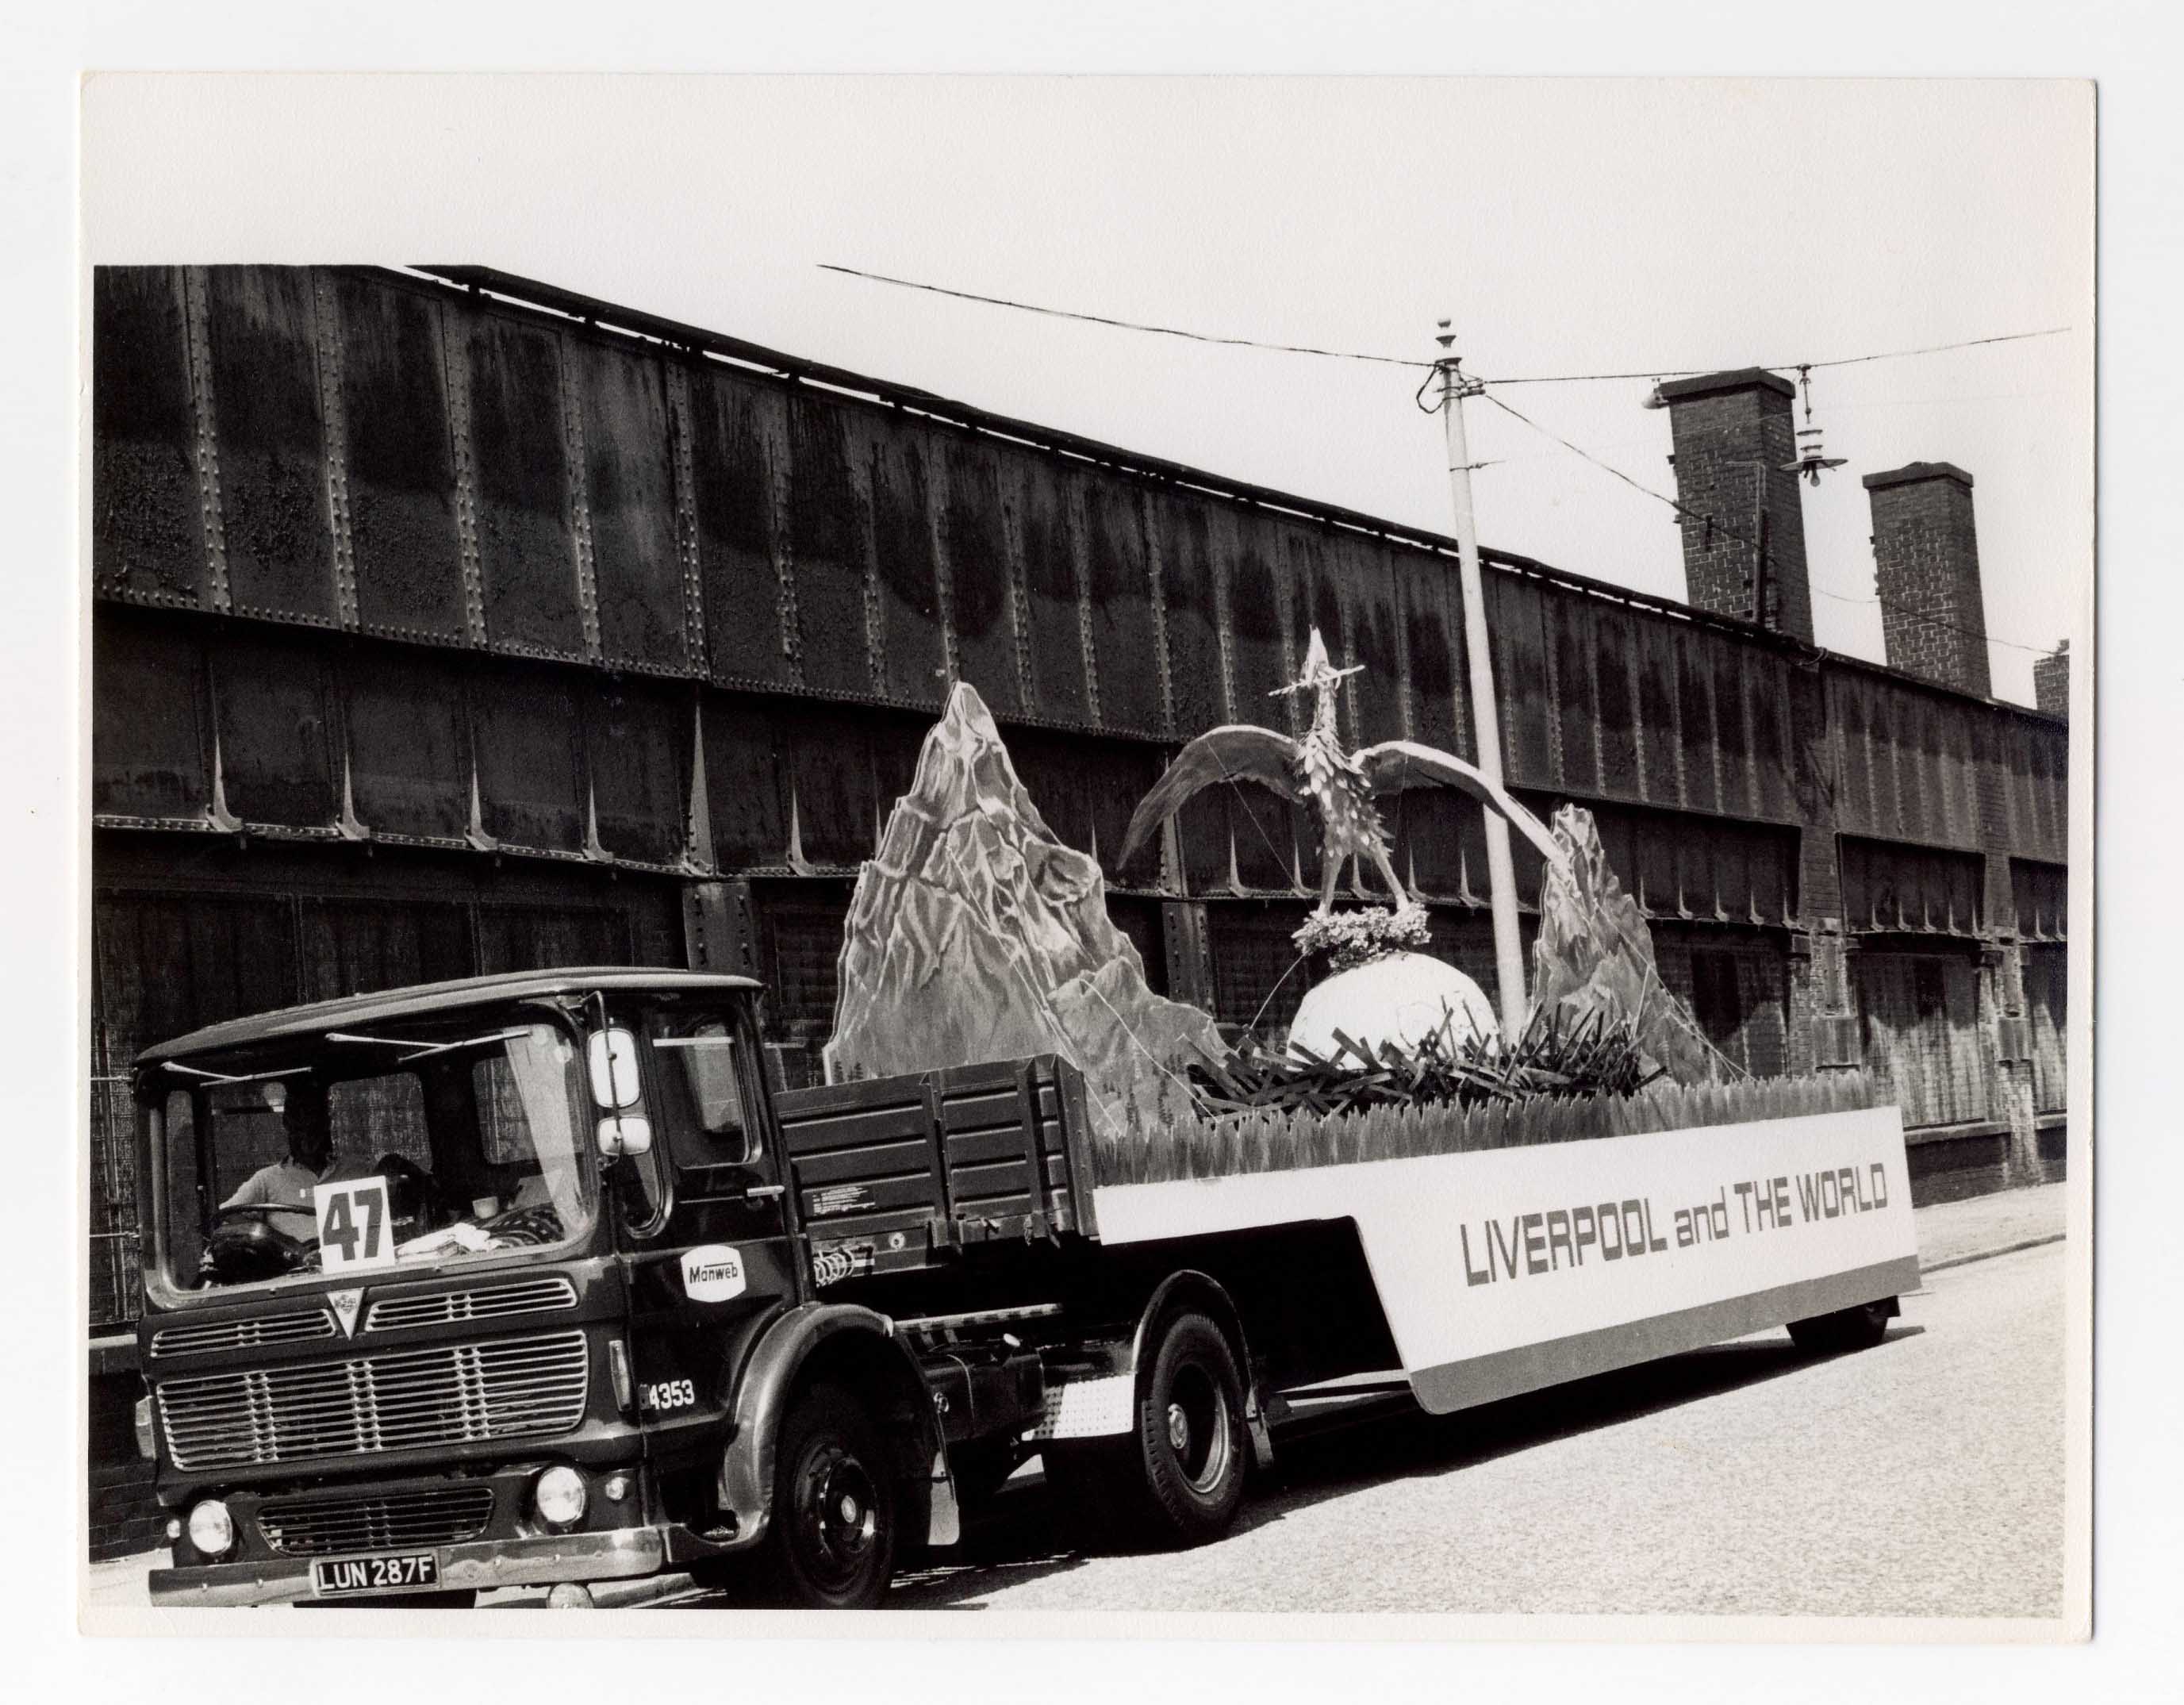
[1832,674,1871,833]
[937,436,1022,715]
[1150,490,1225,738]
[1393,789,1467,901]
[1636,814,1681,916]
[1675,628,1718,815]
[1010,448,1092,724]
[1177,793,1231,897]
[202,267,336,623]
[863,417,947,708]
[2030,721,2067,860]
[1786,664,1830,824]
[341,650,469,843]
[329,275,466,640]
[702,696,791,871]
[688,367,793,687]
[461,312,583,657]
[1395,549,1464,759]
[1710,641,1752,820]
[1227,782,1303,894]
[1636,616,1682,804]
[1220,512,1292,716]
[1345,537,1405,746]
[574,340,686,674]
[783,703,880,870]
[785,390,877,696]
[1080,476,1163,736]
[1748,653,1792,822]
[299,897,478,1000]
[584,679,693,866]
[1549,589,1599,793]
[1594,605,1640,798]
[469,664,585,852]
[92,615,209,822]
[1487,574,1551,786]
[211,632,335,828]
[93,267,205,609]
[476,902,636,975]
[1080,743,1165,881]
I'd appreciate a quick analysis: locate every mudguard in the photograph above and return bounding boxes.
[1130,1269,1276,1471]
[715,1302,959,1549]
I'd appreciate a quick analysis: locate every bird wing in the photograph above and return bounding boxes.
[1117,726,1303,869]
[1355,739,1571,873]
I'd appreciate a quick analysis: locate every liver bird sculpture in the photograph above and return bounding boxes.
[1119,628,1568,916]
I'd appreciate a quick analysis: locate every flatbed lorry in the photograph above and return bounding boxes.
[130,967,1919,1609]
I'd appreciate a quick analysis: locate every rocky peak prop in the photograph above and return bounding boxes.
[1528,804,1730,1085]
[824,682,1223,1137]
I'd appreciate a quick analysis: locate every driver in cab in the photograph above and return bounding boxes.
[221,1080,360,1242]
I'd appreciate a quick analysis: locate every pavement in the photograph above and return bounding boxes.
[84,1180,2068,1614]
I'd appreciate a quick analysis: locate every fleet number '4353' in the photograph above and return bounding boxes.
[641,1379,696,1411]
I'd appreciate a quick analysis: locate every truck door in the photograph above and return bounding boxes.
[614,997,799,1449]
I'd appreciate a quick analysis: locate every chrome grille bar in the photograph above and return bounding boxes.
[257,1484,497,1557]
[155,1330,589,1469]
[150,1309,336,1359]
[364,1276,577,1334]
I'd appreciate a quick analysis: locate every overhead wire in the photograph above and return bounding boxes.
[821,261,2071,384]
[822,263,2068,659]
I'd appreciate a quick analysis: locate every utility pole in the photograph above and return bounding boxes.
[1434,321,1527,1045]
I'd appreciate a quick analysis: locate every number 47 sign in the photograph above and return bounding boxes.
[314,1177,399,1273]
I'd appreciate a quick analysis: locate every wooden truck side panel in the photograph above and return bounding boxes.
[773,1055,1100,1285]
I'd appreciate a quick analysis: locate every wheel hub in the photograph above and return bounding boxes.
[1167,1402,1191,1455]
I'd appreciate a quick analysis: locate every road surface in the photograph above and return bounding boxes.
[668,1240,2065,1618]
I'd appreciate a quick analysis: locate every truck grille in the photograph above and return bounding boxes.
[150,1309,336,1359]
[257,1484,497,1557]
[155,1330,590,1470]
[365,1277,577,1333]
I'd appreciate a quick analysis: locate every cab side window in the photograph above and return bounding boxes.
[647,1013,758,1172]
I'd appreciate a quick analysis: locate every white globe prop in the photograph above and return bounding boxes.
[1285,952,1497,1062]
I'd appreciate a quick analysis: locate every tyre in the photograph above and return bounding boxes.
[759,1381,898,1609]
[1788,1298,1894,1354]
[1050,1310,1249,1551]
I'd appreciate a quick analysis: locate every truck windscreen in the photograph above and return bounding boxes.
[153,1016,596,1292]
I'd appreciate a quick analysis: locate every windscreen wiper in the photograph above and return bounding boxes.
[163,1062,317,1089]
[324,1027,533,1064]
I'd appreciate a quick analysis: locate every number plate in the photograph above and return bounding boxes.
[309,1551,440,1597]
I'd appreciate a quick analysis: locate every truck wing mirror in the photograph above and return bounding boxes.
[587,1027,643,1109]
[597,1113,653,1159]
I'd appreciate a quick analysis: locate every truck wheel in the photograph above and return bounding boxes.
[1050,1311,1249,1552]
[1788,1298,1894,1354]
[764,1381,898,1609]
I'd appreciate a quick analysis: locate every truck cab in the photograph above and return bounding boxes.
[133,969,962,1610]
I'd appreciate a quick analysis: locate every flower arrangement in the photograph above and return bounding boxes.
[1291,901,1432,972]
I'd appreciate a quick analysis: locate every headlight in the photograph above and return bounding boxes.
[186,1500,234,1558]
[534,1465,588,1528]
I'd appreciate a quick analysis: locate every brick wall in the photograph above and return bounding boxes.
[1658,371,1814,643]
[2033,644,2070,719]
[90,1362,163,1561]
[1864,463,1993,699]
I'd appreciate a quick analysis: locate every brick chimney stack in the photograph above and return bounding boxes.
[1654,369,1814,642]
[1862,461,1992,699]
[2033,639,2069,719]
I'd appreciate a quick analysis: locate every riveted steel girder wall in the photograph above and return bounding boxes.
[90,263,2067,922]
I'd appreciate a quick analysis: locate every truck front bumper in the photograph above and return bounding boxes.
[147,1525,666,1607]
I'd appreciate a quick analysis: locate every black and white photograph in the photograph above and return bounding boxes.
[37,36,2143,1672]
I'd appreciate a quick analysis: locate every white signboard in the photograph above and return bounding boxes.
[1092,1107,1920,1414]
[313,1177,400,1274]
[681,1244,748,1303]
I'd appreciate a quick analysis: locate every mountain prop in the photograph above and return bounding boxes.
[823,682,1222,1136]
[1527,804,1736,1085]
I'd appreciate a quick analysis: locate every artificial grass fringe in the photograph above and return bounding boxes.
[1092,1069,1881,1187]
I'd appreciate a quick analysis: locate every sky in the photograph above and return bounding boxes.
[81,75,2093,706]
